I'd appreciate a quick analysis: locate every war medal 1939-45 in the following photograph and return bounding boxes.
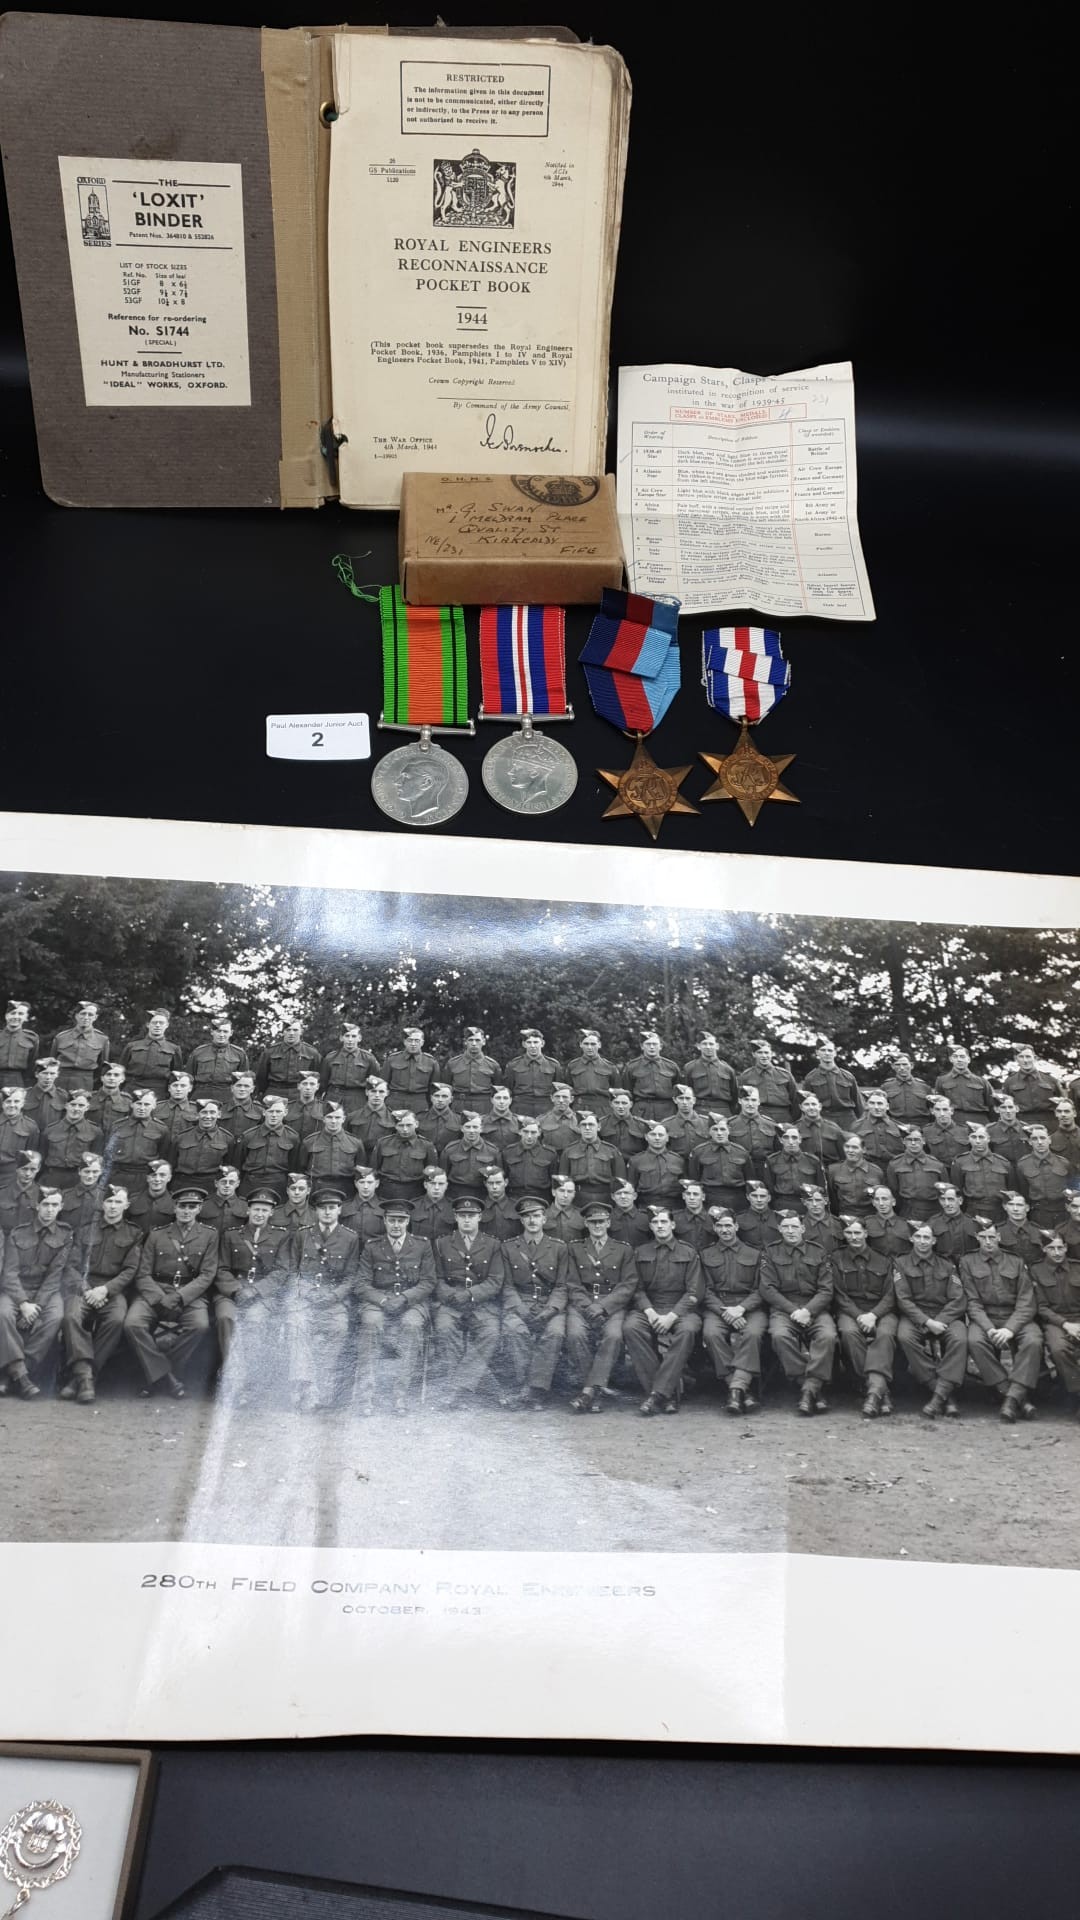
[2,1801,82,1917]
[698,625,799,826]
[478,604,578,816]
[580,588,698,841]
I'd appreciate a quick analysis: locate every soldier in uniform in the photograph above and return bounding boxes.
[560,1109,626,1207]
[624,1203,704,1415]
[128,1159,175,1234]
[500,1196,571,1408]
[628,1121,684,1205]
[410,1164,457,1244]
[504,1027,562,1118]
[87,1061,132,1130]
[300,1101,361,1197]
[759,1209,837,1415]
[1058,1189,1080,1254]
[201,1163,249,1232]
[214,1186,291,1401]
[42,1088,104,1188]
[175,1098,238,1184]
[124,1186,218,1398]
[120,1007,182,1100]
[961,1217,1043,1422]
[418,1082,462,1154]
[935,1044,996,1124]
[0,1151,42,1234]
[736,1179,784,1249]
[370,1107,429,1200]
[0,1185,71,1397]
[701,1208,765,1414]
[950,1124,1013,1218]
[886,1126,946,1220]
[864,1184,912,1259]
[880,1053,934,1122]
[988,1092,1029,1169]
[765,1125,824,1211]
[441,1111,501,1199]
[923,1097,973,1169]
[608,1179,651,1248]
[801,1183,844,1254]
[0,1000,37,1086]
[797,1091,848,1168]
[1016,1124,1071,1225]
[1002,1045,1061,1130]
[893,1220,968,1417]
[275,1169,317,1235]
[997,1189,1044,1265]
[60,1182,142,1403]
[501,1116,558,1196]
[673,1178,713,1250]
[681,1031,738,1115]
[283,1188,360,1412]
[664,1085,711,1157]
[832,1213,897,1417]
[739,1037,800,1125]
[853,1089,904,1166]
[52,1000,110,1090]
[567,1029,618,1111]
[728,1085,778,1176]
[383,1026,440,1115]
[445,1026,501,1102]
[537,1082,580,1154]
[1031,1231,1080,1416]
[347,1076,396,1156]
[58,1151,105,1234]
[254,1019,321,1105]
[622,1029,679,1122]
[339,1165,385,1244]
[157,1070,199,1149]
[0,1084,38,1177]
[800,1039,861,1128]
[600,1088,649,1159]
[927,1182,981,1262]
[108,1087,167,1191]
[566,1200,638,1410]
[433,1194,507,1407]
[688,1112,751,1215]
[827,1135,883,1217]
[187,1015,249,1101]
[354,1198,436,1416]
[320,1021,381,1100]
[286,1071,326,1143]
[544,1175,586,1243]
[235,1096,296,1193]
[23,1057,66,1136]
[480,1163,523,1241]
[219,1069,264,1144]
[1050,1099,1080,1172]
[476,1085,517,1152]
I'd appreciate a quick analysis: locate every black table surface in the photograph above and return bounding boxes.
[3,7,1080,1916]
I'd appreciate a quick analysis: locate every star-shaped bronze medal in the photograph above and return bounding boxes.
[598,736,699,841]
[699,722,799,827]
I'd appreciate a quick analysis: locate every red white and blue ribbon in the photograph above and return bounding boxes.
[479,605,569,717]
[579,589,682,734]
[702,625,790,722]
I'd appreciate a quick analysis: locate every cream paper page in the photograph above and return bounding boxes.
[327,36,617,508]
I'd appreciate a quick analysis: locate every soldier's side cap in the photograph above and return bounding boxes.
[379,1198,413,1216]
[675,1083,694,1098]
[422,1163,443,1178]
[147,1157,171,1173]
[612,1179,635,1194]
[38,1185,62,1200]
[516,1194,548,1214]
[975,1216,997,1232]
[17,1149,38,1165]
[464,1025,486,1040]
[313,1187,345,1204]
[105,1183,129,1200]
[738,1084,757,1097]
[460,1110,482,1124]
[1041,1227,1067,1242]
[646,1201,673,1216]
[520,1027,543,1039]
[35,1056,59,1070]
[746,1178,768,1192]
[389,1107,412,1120]
[247,1187,282,1206]
[801,1183,825,1198]
[76,999,99,1013]
[452,1195,484,1214]
[581,1201,612,1220]
[608,1087,631,1099]
[353,1164,377,1177]
[323,1098,345,1113]
[777,1208,802,1220]
[148,1006,171,1018]
[229,1068,253,1082]
[707,1205,734,1220]
[6,1000,30,1013]
[80,1150,102,1166]
[130,1086,155,1100]
[402,1027,424,1039]
[550,1081,572,1094]
[707,1109,729,1123]
[432,1081,453,1094]
[216,1161,239,1176]
[678,1176,700,1190]
[482,1162,506,1179]
[1,1084,23,1098]
[195,1096,220,1109]
[174,1186,207,1202]
[579,1027,601,1040]
[698,1030,717,1043]
[365,1074,387,1088]
[576,1107,597,1121]
[1000,1188,1023,1203]
[298,1068,320,1082]
[262,1093,288,1108]
[640,1027,660,1040]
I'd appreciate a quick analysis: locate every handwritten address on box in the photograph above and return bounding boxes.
[266,713,372,761]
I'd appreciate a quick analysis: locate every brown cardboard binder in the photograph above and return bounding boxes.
[0,15,629,511]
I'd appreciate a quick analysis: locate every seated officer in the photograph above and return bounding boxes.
[125,1185,218,1399]
[0,1185,72,1398]
[354,1197,436,1417]
[623,1203,704,1416]
[566,1200,638,1412]
[893,1220,967,1418]
[500,1195,571,1409]
[960,1218,1042,1423]
[282,1188,360,1413]
[214,1186,292,1401]
[832,1214,897,1418]
[1031,1232,1080,1417]
[689,1111,751,1214]
[60,1181,141,1404]
[433,1193,507,1408]
[759,1210,837,1416]
[701,1208,765,1415]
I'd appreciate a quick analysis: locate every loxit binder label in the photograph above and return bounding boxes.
[57,156,252,408]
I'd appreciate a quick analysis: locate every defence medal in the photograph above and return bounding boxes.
[478,605,578,815]
[371,586,474,828]
[698,625,799,825]
[2,1802,82,1916]
[580,589,698,841]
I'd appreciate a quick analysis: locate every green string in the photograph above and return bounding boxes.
[332,552,380,602]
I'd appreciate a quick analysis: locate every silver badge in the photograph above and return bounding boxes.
[2,1801,82,1915]
[482,725,578,816]
[371,739,469,828]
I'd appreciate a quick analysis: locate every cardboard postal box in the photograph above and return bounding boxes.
[399,472,625,605]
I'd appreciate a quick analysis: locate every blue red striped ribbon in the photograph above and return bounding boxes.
[702,625,790,723]
[579,589,682,733]
[479,605,568,716]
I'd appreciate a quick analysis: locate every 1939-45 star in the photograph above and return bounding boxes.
[597,737,700,841]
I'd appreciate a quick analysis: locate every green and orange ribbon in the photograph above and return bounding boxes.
[379,586,469,728]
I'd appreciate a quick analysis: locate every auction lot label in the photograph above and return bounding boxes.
[57,156,251,407]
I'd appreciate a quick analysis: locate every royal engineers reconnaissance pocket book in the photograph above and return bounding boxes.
[0,16,629,509]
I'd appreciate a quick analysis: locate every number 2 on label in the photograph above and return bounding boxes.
[311,731,324,748]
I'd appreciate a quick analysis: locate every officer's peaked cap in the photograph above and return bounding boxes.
[247,1187,281,1207]
[174,1187,207,1202]
[313,1188,344,1205]
[452,1196,484,1214]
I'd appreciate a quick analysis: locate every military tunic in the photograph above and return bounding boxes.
[926,1210,981,1263]
[0,1113,39,1173]
[283,1221,360,1405]
[672,1206,714,1251]
[63,1218,142,1376]
[624,1238,705,1401]
[687,1138,751,1214]
[440,1136,502,1197]
[1031,1256,1080,1392]
[369,1132,429,1200]
[566,1236,638,1388]
[285,1097,327,1142]
[0,1183,41,1235]
[125,1220,219,1385]
[201,1192,250,1232]
[1016,1149,1071,1226]
[664,1112,711,1158]
[893,1248,968,1389]
[864,1215,912,1259]
[41,1115,105,1186]
[0,1028,38,1086]
[738,1061,801,1124]
[1002,1065,1062,1127]
[558,1138,626,1207]
[254,1039,321,1104]
[764,1146,825,1210]
[382,1048,441,1115]
[621,1053,679,1121]
[156,1095,200,1149]
[949,1149,1012,1218]
[504,1051,563,1118]
[501,1234,570,1390]
[599,1111,649,1158]
[87,1088,132,1130]
[175,1122,240,1182]
[853,1115,905,1164]
[827,1155,884,1217]
[119,1032,184,1095]
[607,1205,652,1249]
[735,1207,783,1250]
[347,1106,397,1156]
[23,1086,67,1135]
[923,1118,973,1166]
[759,1241,837,1388]
[997,1218,1044,1266]
[186,1040,250,1099]
[627,1145,685,1203]
[1049,1125,1080,1173]
[681,1053,739,1114]
[320,1044,382,1097]
[934,1065,996,1123]
[127,1190,175,1233]
[0,1218,73,1376]
[106,1114,168,1190]
[339,1197,388,1244]
[418,1108,463,1154]
[58,1186,103,1235]
[988,1120,1029,1169]
[481,1196,524,1242]
[727,1112,778,1178]
[51,1024,110,1090]
[797,1114,849,1167]
[567,1053,619,1109]
[799,1064,862,1126]
[880,1072,934,1121]
[445,1051,502,1098]
[434,1230,506,1396]
[300,1126,363,1195]
[537,1109,580,1155]
[960,1249,1042,1392]
[832,1245,898,1383]
[480,1113,522,1151]
[701,1240,766,1389]
[235,1122,297,1191]
[886,1147,947,1220]
[543,1202,587,1244]
[355,1231,436,1403]
[408,1196,457,1243]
